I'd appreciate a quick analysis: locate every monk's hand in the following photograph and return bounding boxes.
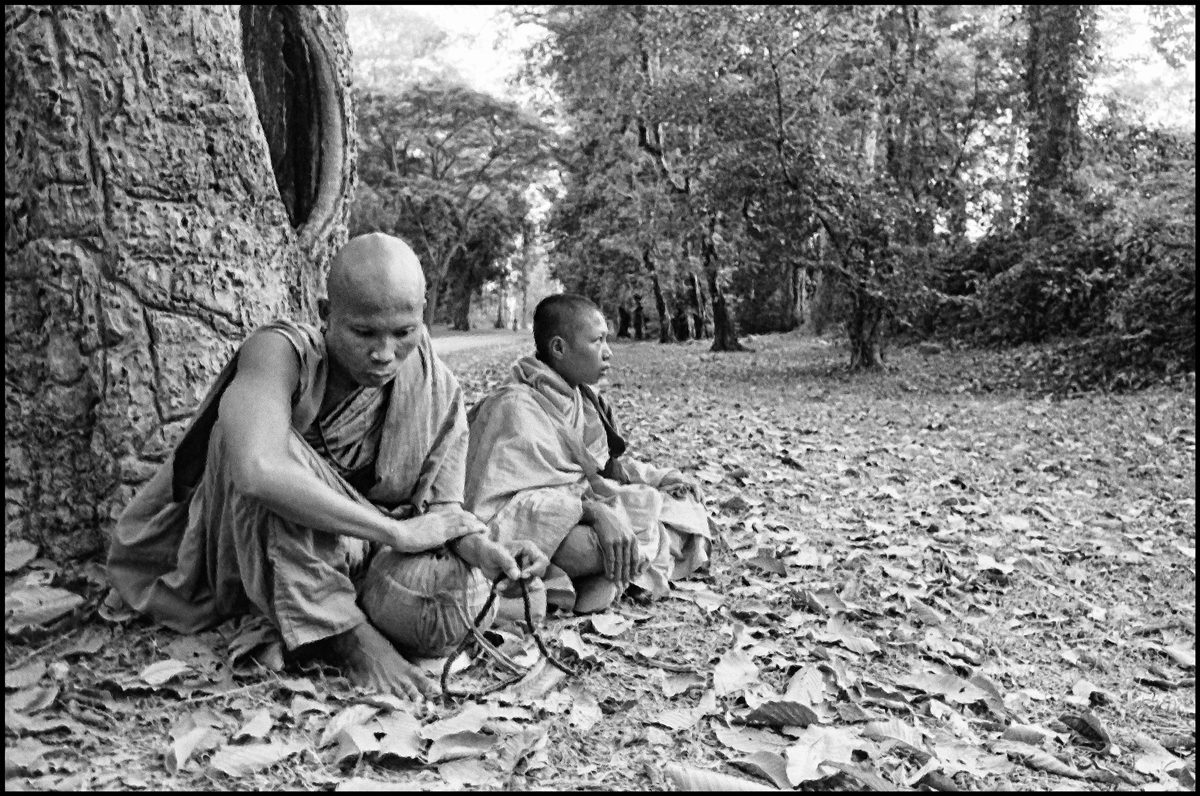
[588,502,639,588]
[452,535,548,583]
[660,470,703,501]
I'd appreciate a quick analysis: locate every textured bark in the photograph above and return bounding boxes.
[701,228,747,353]
[1024,5,1094,237]
[847,290,887,370]
[5,5,355,559]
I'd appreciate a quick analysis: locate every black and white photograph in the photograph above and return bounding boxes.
[4,4,1195,790]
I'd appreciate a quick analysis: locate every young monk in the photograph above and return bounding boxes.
[464,293,712,614]
[107,233,548,701]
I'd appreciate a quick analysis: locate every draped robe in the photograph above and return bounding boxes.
[464,356,711,612]
[107,320,474,650]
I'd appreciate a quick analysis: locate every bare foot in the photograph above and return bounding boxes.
[329,622,440,701]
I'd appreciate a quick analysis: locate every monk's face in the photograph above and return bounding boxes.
[322,236,426,388]
[556,308,612,387]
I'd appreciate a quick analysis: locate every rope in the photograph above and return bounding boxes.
[440,575,579,705]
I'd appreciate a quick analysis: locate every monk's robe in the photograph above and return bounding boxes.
[464,356,712,613]
[108,319,491,658]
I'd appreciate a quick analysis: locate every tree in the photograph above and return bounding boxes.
[5,5,355,558]
[352,83,552,326]
[1023,5,1097,236]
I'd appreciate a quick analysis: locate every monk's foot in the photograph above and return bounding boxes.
[573,574,620,614]
[329,622,440,702]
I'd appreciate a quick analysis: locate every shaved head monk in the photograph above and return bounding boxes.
[464,293,712,615]
[108,233,547,700]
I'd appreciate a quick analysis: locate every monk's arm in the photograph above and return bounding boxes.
[217,333,448,552]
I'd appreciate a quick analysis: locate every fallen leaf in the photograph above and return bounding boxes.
[291,694,331,718]
[664,762,774,791]
[438,757,499,787]
[139,659,193,687]
[714,723,790,755]
[714,648,759,696]
[6,685,59,714]
[589,613,633,637]
[820,760,899,790]
[784,665,828,705]
[319,704,380,748]
[375,712,424,760]
[896,669,988,705]
[421,702,491,741]
[663,672,706,698]
[991,739,1090,780]
[863,718,926,753]
[233,708,273,742]
[785,726,872,785]
[5,738,52,777]
[559,628,600,664]
[5,541,39,573]
[166,725,224,774]
[742,701,820,729]
[5,660,46,690]
[209,741,303,777]
[568,687,602,732]
[1133,732,1186,778]
[426,730,494,764]
[276,676,317,697]
[330,724,381,766]
[733,751,792,789]
[5,586,85,633]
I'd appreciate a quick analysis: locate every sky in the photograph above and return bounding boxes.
[381,5,539,100]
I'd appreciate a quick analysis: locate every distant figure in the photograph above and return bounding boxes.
[617,304,632,339]
[463,293,713,615]
[632,294,645,341]
[108,233,548,701]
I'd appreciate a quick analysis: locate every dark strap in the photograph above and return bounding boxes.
[440,576,579,705]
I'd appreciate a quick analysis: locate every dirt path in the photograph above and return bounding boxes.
[428,326,531,356]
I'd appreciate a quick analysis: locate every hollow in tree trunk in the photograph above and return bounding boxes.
[4,4,355,559]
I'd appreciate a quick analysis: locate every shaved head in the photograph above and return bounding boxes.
[533,293,601,360]
[326,232,426,314]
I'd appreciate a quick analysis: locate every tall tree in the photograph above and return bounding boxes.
[5,5,355,558]
[1023,5,1097,236]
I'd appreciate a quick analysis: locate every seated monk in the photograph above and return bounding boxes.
[107,233,548,700]
[464,293,712,614]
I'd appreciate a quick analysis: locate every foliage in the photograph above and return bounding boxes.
[945,119,1196,387]
[522,4,1033,364]
[351,83,554,325]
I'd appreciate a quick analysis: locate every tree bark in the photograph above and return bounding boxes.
[846,288,887,370]
[1024,5,1094,237]
[642,250,675,343]
[701,226,747,352]
[4,5,355,559]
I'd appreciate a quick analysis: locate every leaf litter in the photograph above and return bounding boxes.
[3,335,1195,790]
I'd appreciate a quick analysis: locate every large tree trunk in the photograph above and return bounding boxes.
[642,250,675,344]
[688,271,709,339]
[701,228,747,352]
[846,285,887,370]
[1024,5,1094,237]
[5,5,355,559]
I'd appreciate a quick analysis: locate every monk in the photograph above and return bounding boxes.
[107,233,548,700]
[464,293,712,615]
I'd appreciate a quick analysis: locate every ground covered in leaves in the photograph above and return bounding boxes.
[5,332,1196,790]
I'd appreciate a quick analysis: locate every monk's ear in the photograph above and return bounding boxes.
[549,335,566,361]
[317,297,330,323]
